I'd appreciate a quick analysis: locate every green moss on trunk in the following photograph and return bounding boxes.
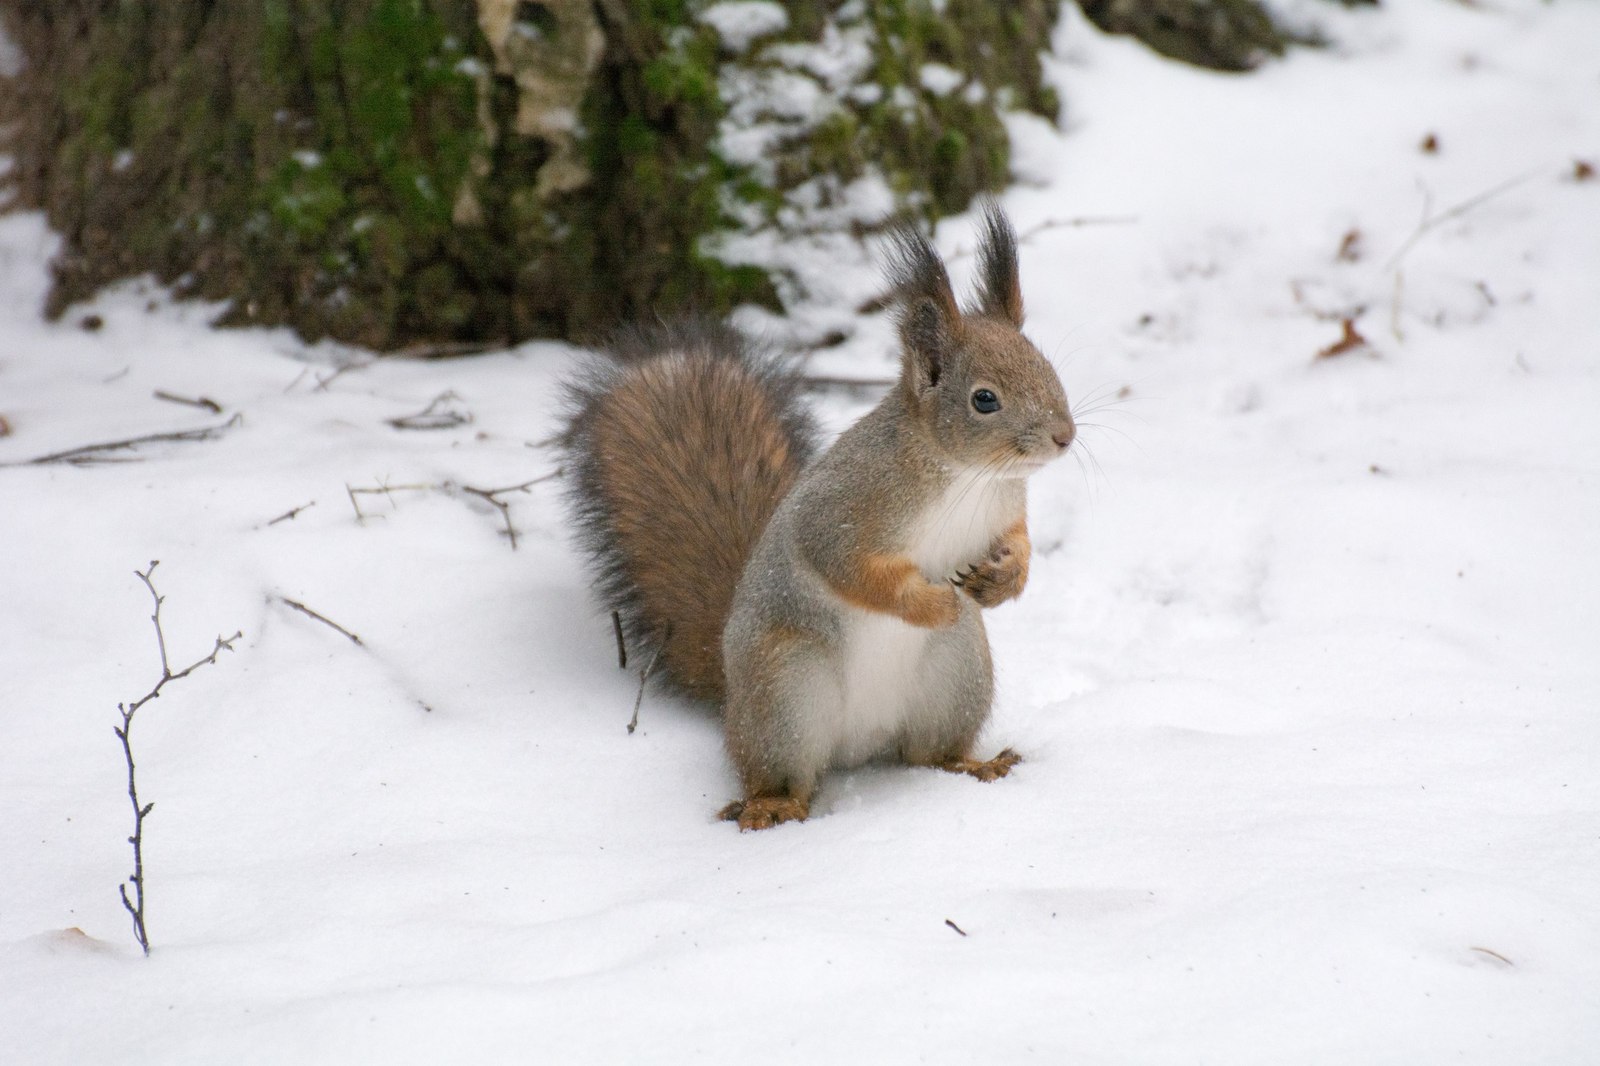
[0,1,1061,348]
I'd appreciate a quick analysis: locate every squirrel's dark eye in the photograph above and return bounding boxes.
[971,388,1001,414]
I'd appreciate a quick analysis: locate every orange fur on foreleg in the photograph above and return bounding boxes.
[827,553,962,628]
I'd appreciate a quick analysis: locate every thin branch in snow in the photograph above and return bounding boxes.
[344,473,560,548]
[802,374,897,392]
[854,216,1138,315]
[4,413,242,467]
[276,595,363,646]
[345,479,435,523]
[152,390,223,414]
[946,215,1140,262]
[116,561,241,956]
[265,500,317,526]
[612,611,627,669]
[1384,169,1542,270]
[944,919,968,937]
[627,622,671,735]
[313,360,373,392]
[386,391,473,431]
[388,339,508,361]
[453,473,560,551]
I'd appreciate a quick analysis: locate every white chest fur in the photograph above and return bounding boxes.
[826,467,1017,766]
[906,464,1017,580]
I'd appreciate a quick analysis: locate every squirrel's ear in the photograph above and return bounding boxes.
[884,221,962,392]
[970,199,1024,327]
[900,296,954,391]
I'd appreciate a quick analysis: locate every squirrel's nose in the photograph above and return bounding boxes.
[1051,421,1075,450]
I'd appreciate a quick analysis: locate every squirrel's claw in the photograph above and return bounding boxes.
[956,555,1026,608]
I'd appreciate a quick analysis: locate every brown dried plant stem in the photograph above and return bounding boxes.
[115,561,241,956]
[5,413,241,467]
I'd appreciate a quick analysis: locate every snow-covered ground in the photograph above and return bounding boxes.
[3,2,1598,1061]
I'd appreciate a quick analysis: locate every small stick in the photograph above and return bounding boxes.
[803,374,897,391]
[946,215,1140,262]
[388,339,508,361]
[277,595,364,646]
[313,362,370,392]
[458,473,559,551]
[944,919,968,937]
[116,561,241,955]
[153,390,223,414]
[1469,946,1513,966]
[387,391,472,431]
[266,500,316,526]
[627,623,671,734]
[6,413,242,467]
[1384,169,1542,270]
[1390,270,1406,343]
[612,611,627,669]
[345,480,435,522]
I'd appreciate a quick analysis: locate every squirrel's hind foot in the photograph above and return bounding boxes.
[719,795,810,831]
[939,747,1022,782]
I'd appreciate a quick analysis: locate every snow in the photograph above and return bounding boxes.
[698,2,790,53]
[4,1,1600,1061]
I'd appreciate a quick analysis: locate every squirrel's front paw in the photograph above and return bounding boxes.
[953,545,1026,608]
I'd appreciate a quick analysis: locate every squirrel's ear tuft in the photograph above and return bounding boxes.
[971,199,1024,327]
[884,221,961,392]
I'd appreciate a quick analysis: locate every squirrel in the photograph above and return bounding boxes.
[563,203,1075,830]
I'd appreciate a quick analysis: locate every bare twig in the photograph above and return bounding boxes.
[266,500,317,526]
[612,611,627,669]
[388,339,508,361]
[627,623,672,734]
[1470,946,1513,966]
[944,919,968,937]
[1020,214,1139,241]
[5,414,242,467]
[345,480,435,522]
[802,374,897,391]
[947,215,1139,261]
[153,390,223,414]
[344,473,559,547]
[455,473,560,551]
[854,216,1137,314]
[1384,170,1542,270]
[1390,271,1406,342]
[794,328,853,353]
[276,595,363,646]
[386,391,473,431]
[313,361,371,392]
[116,561,241,956]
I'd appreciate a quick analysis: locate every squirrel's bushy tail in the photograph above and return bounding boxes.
[563,321,819,704]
